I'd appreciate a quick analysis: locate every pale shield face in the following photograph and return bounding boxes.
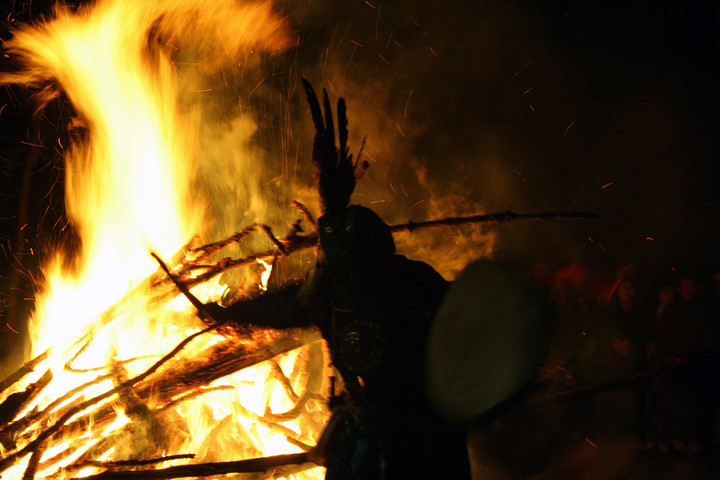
[425,260,548,423]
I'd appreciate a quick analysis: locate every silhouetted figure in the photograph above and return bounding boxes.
[204,81,470,479]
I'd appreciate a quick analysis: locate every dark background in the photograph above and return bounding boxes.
[1,1,719,371]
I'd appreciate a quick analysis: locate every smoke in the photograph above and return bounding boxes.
[262,1,546,278]
[278,0,720,280]
[168,0,528,279]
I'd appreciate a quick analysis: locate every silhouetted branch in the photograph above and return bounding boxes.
[390,210,598,232]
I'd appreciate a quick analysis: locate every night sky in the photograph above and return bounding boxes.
[1,1,720,368]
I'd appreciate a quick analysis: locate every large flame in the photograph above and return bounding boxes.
[1,1,326,479]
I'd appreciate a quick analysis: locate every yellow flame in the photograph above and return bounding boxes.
[0,1,326,478]
[257,258,273,291]
[2,0,289,356]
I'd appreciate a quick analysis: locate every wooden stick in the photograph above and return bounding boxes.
[257,225,287,255]
[0,373,114,453]
[157,209,596,299]
[77,454,195,471]
[156,386,235,413]
[390,210,598,232]
[0,369,52,426]
[230,400,317,451]
[69,453,314,480]
[269,359,299,402]
[0,350,50,396]
[188,224,259,261]
[20,440,44,480]
[534,370,661,405]
[37,438,95,477]
[291,201,317,234]
[66,355,159,374]
[150,252,208,316]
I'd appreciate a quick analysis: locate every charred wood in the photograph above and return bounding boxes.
[77,454,196,471]
[70,452,314,480]
[0,351,50,397]
[20,439,43,480]
[0,370,52,427]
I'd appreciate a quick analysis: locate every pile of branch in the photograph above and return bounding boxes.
[0,203,595,480]
[0,327,325,479]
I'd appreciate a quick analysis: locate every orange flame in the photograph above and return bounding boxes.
[0,1,326,479]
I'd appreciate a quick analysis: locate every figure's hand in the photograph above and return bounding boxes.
[308,402,354,467]
[199,302,229,323]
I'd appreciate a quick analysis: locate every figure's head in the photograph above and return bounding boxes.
[318,205,395,277]
[657,285,676,307]
[677,277,697,301]
[617,277,636,304]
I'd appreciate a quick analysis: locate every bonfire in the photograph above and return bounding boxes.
[0,2,594,479]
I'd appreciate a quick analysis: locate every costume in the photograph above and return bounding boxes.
[206,81,470,479]
[219,237,468,478]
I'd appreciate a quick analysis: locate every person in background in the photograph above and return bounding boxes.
[654,285,676,322]
[592,276,653,440]
[654,275,717,456]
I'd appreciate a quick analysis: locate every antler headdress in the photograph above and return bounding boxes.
[302,79,368,214]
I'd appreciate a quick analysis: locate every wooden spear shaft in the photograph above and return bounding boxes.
[389,210,598,232]
[157,209,597,301]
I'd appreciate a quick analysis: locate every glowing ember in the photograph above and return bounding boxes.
[0,1,327,479]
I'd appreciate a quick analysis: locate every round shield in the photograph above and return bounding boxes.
[425,259,548,423]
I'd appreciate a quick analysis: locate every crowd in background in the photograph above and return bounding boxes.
[528,261,720,458]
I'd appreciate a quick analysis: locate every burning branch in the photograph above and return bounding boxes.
[76,454,196,471]
[20,440,44,480]
[0,351,50,397]
[0,370,52,427]
[152,206,596,302]
[70,453,314,480]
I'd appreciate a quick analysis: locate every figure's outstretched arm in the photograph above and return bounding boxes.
[201,284,315,331]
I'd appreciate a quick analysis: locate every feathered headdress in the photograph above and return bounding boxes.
[302,78,368,214]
